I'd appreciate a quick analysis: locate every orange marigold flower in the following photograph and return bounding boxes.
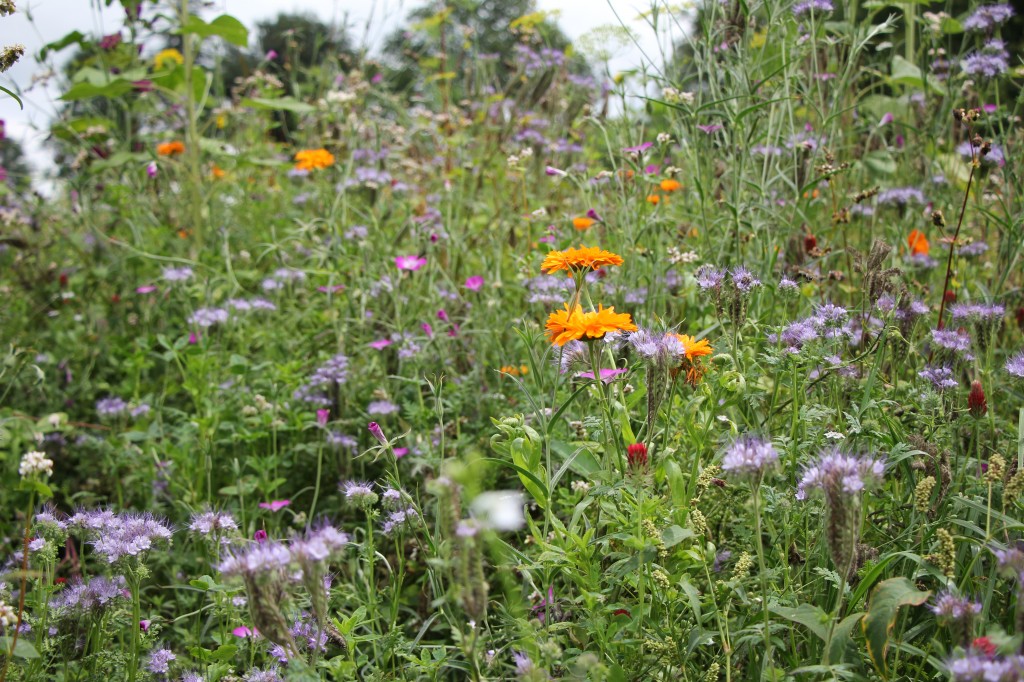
[540,246,624,275]
[157,141,185,156]
[545,304,637,346]
[210,164,226,179]
[572,216,596,231]
[660,178,681,192]
[908,229,929,256]
[674,334,713,360]
[294,148,335,172]
[646,194,660,204]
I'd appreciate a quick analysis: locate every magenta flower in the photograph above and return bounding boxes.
[136,285,157,294]
[368,422,387,444]
[465,275,484,291]
[146,161,157,178]
[369,338,392,350]
[265,50,278,60]
[393,447,409,458]
[697,123,723,134]
[317,284,345,293]
[622,142,653,153]
[188,332,198,345]
[421,322,433,337]
[258,500,290,512]
[437,309,449,322]
[395,255,426,271]
[586,208,603,222]
[139,619,151,632]
[232,625,258,638]
[253,529,267,543]
[577,368,628,383]
[132,80,153,92]
[644,164,660,174]
[545,165,567,176]
[316,409,330,427]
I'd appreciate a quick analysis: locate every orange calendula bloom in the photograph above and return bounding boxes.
[646,194,660,205]
[674,334,713,360]
[546,304,637,346]
[157,141,185,156]
[294,148,335,172]
[540,246,624,275]
[210,164,226,179]
[908,229,929,256]
[572,216,596,231]
[660,178,681,192]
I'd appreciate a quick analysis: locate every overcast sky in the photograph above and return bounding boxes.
[1,0,683,183]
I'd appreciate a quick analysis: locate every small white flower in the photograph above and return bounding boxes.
[19,450,53,478]
[825,431,846,440]
[469,491,525,532]
[0,601,16,628]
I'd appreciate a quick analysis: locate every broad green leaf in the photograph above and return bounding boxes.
[60,79,136,101]
[0,636,40,659]
[39,30,85,60]
[863,577,931,677]
[769,603,829,641]
[241,97,315,114]
[828,612,865,664]
[862,150,896,176]
[889,56,923,87]
[182,14,248,47]
[661,525,693,548]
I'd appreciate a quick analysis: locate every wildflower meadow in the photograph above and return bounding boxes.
[3,0,1024,679]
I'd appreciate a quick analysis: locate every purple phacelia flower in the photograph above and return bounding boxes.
[721,434,779,478]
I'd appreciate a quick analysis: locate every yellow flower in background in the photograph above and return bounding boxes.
[294,148,335,172]
[216,114,227,129]
[154,48,184,69]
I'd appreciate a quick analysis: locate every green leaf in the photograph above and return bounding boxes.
[889,56,923,87]
[0,85,23,109]
[863,577,931,677]
[769,603,829,641]
[182,14,249,47]
[18,479,53,499]
[39,30,85,60]
[0,636,40,659]
[862,150,896,176]
[828,612,865,664]
[661,525,693,549]
[60,79,136,101]
[241,97,315,114]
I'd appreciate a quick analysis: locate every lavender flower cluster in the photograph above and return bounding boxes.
[293,353,350,406]
[721,435,779,478]
[796,448,885,501]
[68,510,173,564]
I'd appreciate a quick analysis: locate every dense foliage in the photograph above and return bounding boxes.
[3,0,1024,680]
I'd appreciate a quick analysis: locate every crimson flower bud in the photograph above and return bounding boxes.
[626,442,648,470]
[968,380,987,417]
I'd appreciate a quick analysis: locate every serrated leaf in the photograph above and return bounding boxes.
[863,577,931,677]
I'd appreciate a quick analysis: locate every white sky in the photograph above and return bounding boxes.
[1,0,685,184]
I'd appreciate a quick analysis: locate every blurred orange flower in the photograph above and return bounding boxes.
[294,148,335,171]
[541,246,624,275]
[660,178,681,192]
[908,229,929,256]
[646,194,660,204]
[572,216,595,231]
[157,141,185,156]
